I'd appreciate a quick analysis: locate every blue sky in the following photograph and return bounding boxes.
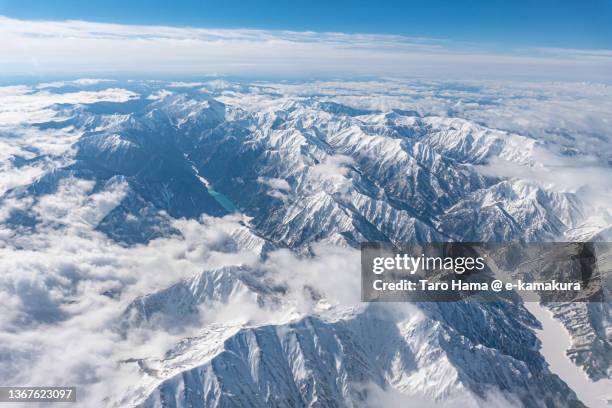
[1,0,611,49]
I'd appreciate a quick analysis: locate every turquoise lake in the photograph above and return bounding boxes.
[208,188,238,213]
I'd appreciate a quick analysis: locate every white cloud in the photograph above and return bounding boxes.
[257,176,291,191]
[0,77,609,405]
[310,155,354,176]
[37,78,116,89]
[0,85,138,196]
[0,187,270,405]
[306,155,355,196]
[0,168,362,405]
[0,85,138,125]
[146,89,173,100]
[0,16,610,80]
[264,243,362,312]
[358,381,522,408]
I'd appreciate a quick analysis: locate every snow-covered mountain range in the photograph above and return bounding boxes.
[0,78,610,407]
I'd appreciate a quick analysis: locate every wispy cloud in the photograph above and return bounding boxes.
[1,16,611,80]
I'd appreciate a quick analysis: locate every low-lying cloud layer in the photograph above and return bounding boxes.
[0,78,610,406]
